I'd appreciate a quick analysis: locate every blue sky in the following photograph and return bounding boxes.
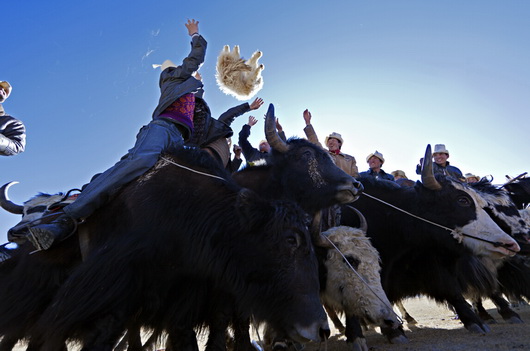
[1,1,529,242]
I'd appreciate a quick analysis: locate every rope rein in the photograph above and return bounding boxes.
[361,192,517,252]
[160,156,228,182]
[21,158,227,233]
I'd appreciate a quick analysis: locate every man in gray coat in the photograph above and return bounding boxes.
[0,81,26,156]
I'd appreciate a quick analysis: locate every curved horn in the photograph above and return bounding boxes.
[345,205,368,233]
[264,104,289,154]
[0,182,24,214]
[310,211,332,248]
[421,144,442,191]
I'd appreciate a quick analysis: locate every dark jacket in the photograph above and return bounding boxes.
[416,161,463,180]
[152,34,207,140]
[359,169,395,181]
[226,156,243,173]
[189,87,251,148]
[0,105,26,156]
[238,124,286,164]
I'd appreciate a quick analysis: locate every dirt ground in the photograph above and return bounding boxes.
[298,296,530,351]
[11,296,530,350]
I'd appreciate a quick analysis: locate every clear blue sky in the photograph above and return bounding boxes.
[1,1,529,242]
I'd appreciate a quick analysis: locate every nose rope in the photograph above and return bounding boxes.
[361,192,518,253]
[321,234,403,324]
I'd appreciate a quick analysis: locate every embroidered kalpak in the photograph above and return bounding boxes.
[159,93,195,132]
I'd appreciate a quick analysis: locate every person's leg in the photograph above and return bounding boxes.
[65,121,183,218]
[26,120,184,250]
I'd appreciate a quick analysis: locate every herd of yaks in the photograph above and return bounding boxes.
[0,105,528,351]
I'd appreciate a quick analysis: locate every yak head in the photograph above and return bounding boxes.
[317,226,400,330]
[0,182,72,244]
[234,104,362,215]
[469,179,530,255]
[417,145,520,259]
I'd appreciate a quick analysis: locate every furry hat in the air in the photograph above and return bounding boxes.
[216,45,264,100]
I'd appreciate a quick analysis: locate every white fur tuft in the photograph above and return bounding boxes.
[215,45,264,101]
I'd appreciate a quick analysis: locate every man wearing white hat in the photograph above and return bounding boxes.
[359,151,394,181]
[0,81,26,156]
[21,19,207,251]
[302,109,358,177]
[415,144,463,180]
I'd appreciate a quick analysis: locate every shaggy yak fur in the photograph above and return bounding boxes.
[29,148,327,351]
[216,45,264,100]
[0,190,79,350]
[318,226,401,351]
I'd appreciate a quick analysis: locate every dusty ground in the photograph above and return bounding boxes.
[11,296,530,350]
[299,296,530,351]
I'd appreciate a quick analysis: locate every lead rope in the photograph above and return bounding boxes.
[160,156,228,182]
[321,234,404,325]
[361,192,518,253]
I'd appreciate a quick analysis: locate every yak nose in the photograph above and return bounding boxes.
[499,239,520,256]
[7,226,29,244]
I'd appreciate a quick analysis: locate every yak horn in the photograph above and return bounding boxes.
[421,144,442,191]
[264,104,289,154]
[0,182,24,214]
[311,211,333,248]
[345,205,368,233]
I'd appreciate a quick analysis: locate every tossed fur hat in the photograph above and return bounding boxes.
[216,45,264,100]
[0,81,12,99]
[366,151,385,163]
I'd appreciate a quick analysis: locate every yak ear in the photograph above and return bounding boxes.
[236,188,259,216]
[237,188,258,205]
[236,188,271,226]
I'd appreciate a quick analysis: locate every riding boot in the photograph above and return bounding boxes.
[26,213,77,251]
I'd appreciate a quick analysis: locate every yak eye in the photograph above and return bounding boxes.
[301,150,313,159]
[286,232,300,247]
[457,196,472,207]
[344,255,360,270]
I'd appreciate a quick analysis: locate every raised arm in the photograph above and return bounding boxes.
[218,97,264,126]
[238,116,261,161]
[302,109,322,147]
[160,19,207,83]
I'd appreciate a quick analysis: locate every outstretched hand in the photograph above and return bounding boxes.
[233,145,242,158]
[276,118,283,133]
[249,97,264,111]
[185,19,199,36]
[247,116,258,127]
[303,109,312,125]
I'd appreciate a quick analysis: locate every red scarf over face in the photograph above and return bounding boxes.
[159,93,196,132]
